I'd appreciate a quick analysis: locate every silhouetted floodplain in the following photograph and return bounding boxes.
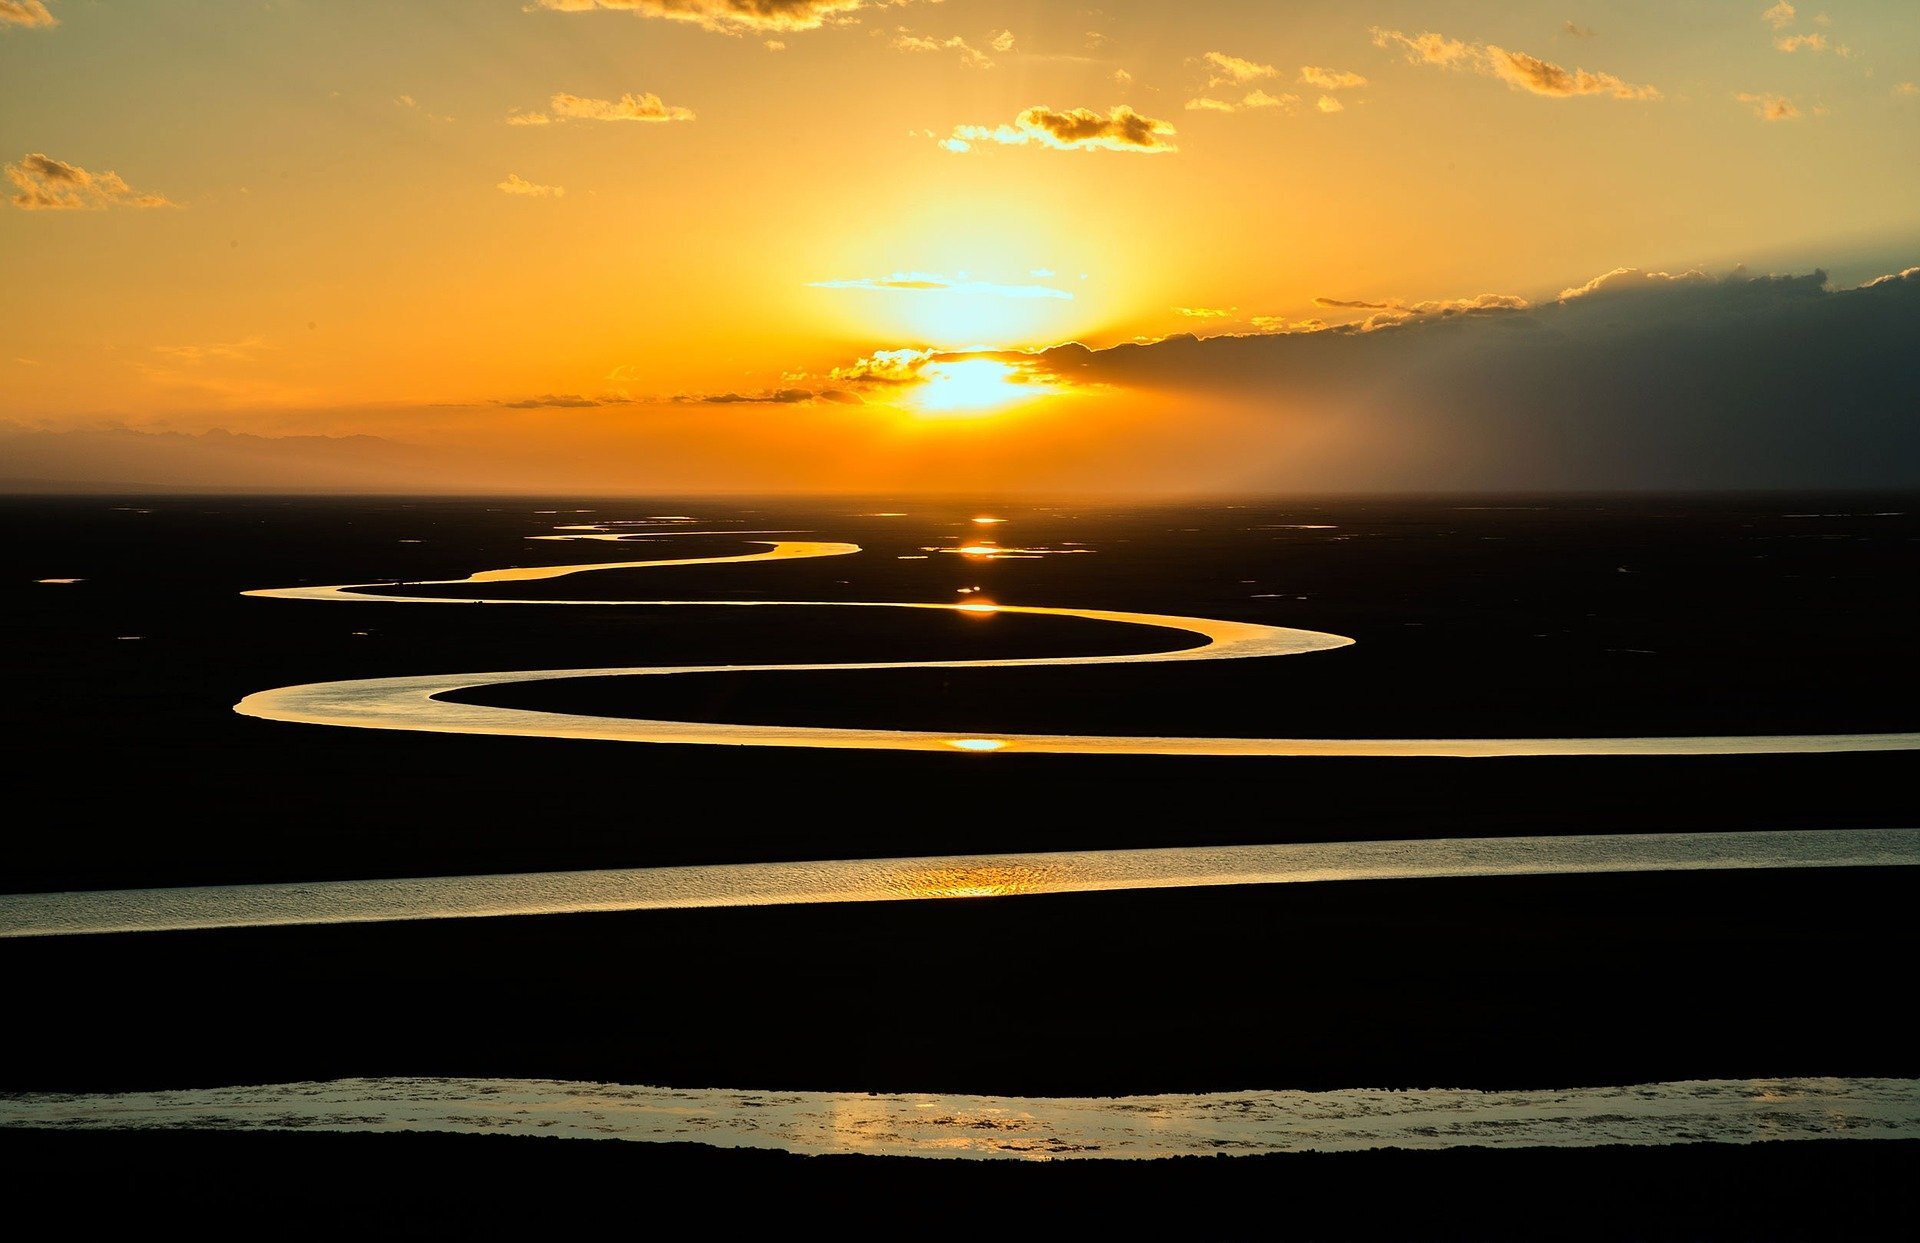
[3,494,1915,1230]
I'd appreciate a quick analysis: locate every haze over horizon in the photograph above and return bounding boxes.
[4,1,1917,493]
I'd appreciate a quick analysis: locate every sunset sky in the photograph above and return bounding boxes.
[4,0,1917,492]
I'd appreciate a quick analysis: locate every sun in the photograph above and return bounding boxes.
[907,359,1044,415]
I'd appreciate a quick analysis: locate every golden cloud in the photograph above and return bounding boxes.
[497,173,565,196]
[1371,28,1659,101]
[511,91,695,124]
[0,1,56,28]
[1299,66,1367,90]
[1203,51,1277,86]
[1484,46,1661,100]
[1369,27,1473,66]
[531,0,866,35]
[1183,90,1296,115]
[6,153,174,211]
[891,31,993,69]
[941,105,1176,153]
[1735,92,1801,121]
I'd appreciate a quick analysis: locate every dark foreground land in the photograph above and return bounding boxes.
[5,869,1916,1096]
[4,494,1917,1235]
[4,1129,1914,1240]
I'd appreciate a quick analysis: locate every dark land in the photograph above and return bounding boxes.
[4,494,1916,1235]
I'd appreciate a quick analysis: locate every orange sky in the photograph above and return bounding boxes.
[3,1,1917,492]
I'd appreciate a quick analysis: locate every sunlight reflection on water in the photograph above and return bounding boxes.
[4,829,1914,939]
[3,1076,1914,1161]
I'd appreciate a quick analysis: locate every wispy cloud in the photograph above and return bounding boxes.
[0,1,57,28]
[1775,33,1826,52]
[1315,95,1344,114]
[1370,27,1659,100]
[940,105,1177,154]
[395,94,455,123]
[1895,82,1919,97]
[1369,28,1474,67]
[1248,316,1326,333]
[1299,66,1366,90]
[676,388,862,405]
[1761,2,1796,31]
[1310,292,1530,320]
[497,393,631,408]
[497,173,565,197]
[6,153,175,211]
[530,0,868,35]
[1564,21,1596,39]
[1735,92,1801,121]
[152,337,270,364]
[1202,51,1277,86]
[890,31,994,69]
[1174,306,1236,319]
[1184,90,1297,114]
[508,91,695,125]
[810,271,1073,299]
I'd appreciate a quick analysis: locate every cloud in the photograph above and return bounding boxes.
[5,153,175,211]
[1184,90,1297,114]
[1775,33,1826,52]
[530,0,867,35]
[1557,267,1711,300]
[828,347,936,384]
[1174,307,1236,319]
[988,29,1014,53]
[497,173,565,196]
[1861,266,1920,288]
[1309,292,1531,317]
[0,1,56,28]
[1564,21,1596,38]
[1896,83,1919,97]
[1735,91,1801,121]
[510,91,695,124]
[677,387,860,405]
[1002,265,1920,490]
[497,393,633,408]
[809,271,1072,299]
[940,105,1176,154]
[1369,27,1474,66]
[1316,95,1344,113]
[891,31,993,69]
[1249,316,1327,333]
[1762,2,1796,30]
[1371,27,1659,100]
[152,337,270,364]
[1202,51,1277,86]
[1299,66,1367,90]
[1485,46,1660,99]
[396,94,456,122]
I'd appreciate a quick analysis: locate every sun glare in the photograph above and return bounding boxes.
[907,359,1041,415]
